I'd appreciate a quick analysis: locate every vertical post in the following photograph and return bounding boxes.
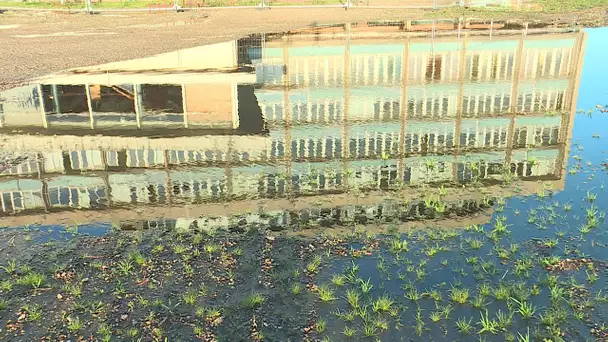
[231,83,240,129]
[174,0,179,11]
[490,19,493,41]
[51,84,61,114]
[433,0,437,9]
[85,0,92,13]
[37,84,48,129]
[181,84,189,128]
[134,84,142,129]
[84,84,95,129]
[458,17,462,41]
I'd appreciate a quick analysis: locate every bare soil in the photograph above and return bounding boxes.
[0,6,606,90]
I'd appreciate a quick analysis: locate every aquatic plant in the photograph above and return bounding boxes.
[331,274,346,287]
[456,317,473,334]
[512,299,536,319]
[450,287,469,304]
[306,255,322,274]
[372,295,394,313]
[359,278,374,295]
[342,326,356,338]
[345,289,360,309]
[317,286,336,302]
[315,318,326,333]
[389,238,409,253]
[429,310,443,322]
[478,310,500,334]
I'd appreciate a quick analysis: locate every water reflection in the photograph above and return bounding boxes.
[0,20,586,228]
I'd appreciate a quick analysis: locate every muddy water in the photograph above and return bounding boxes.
[1,20,607,342]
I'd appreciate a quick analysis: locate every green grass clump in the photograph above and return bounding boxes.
[306,255,322,274]
[331,274,346,287]
[456,317,473,334]
[450,287,469,304]
[372,295,394,313]
[243,292,265,308]
[346,288,360,308]
[318,286,336,302]
[16,273,46,289]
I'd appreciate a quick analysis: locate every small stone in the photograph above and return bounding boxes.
[120,314,128,320]
[266,236,275,242]
[56,294,63,300]
[81,278,89,283]
[308,244,315,250]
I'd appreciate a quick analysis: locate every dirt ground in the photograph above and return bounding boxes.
[0,6,606,90]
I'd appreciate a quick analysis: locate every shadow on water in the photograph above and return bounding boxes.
[0,19,607,342]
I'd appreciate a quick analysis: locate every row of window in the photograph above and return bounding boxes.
[1,157,558,213]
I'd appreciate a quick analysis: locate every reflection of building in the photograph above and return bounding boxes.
[0,41,254,133]
[0,20,586,221]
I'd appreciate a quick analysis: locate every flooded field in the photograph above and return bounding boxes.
[0,20,607,341]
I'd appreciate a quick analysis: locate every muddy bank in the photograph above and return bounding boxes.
[0,228,322,341]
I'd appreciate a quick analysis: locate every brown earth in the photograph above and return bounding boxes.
[0,6,606,91]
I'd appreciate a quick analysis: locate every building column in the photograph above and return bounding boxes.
[342,24,352,187]
[36,152,45,179]
[41,180,51,212]
[225,137,234,198]
[51,84,61,114]
[182,84,189,128]
[509,25,526,114]
[102,173,113,208]
[134,84,143,129]
[283,42,292,197]
[85,84,95,129]
[398,39,410,182]
[164,150,172,205]
[554,30,587,179]
[504,115,516,170]
[454,33,468,151]
[37,84,48,128]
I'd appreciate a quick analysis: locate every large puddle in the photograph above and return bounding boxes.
[0,20,607,341]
